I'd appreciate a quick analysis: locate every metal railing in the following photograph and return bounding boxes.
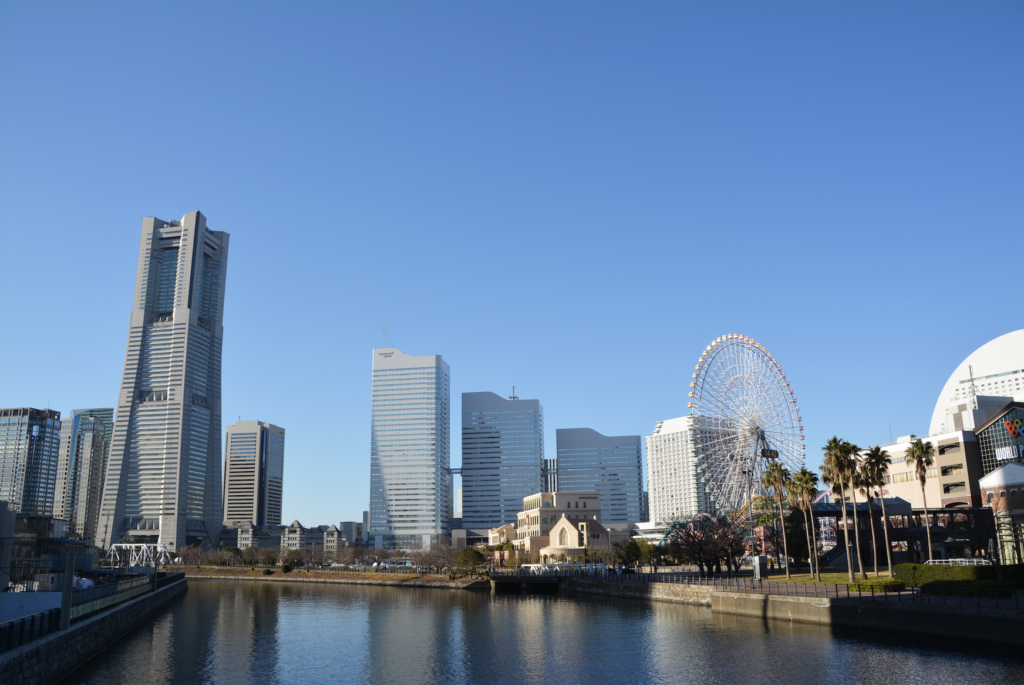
[70,576,153,622]
[490,569,1023,610]
[0,609,61,654]
[156,572,185,589]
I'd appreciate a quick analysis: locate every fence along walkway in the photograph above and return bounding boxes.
[490,570,1024,610]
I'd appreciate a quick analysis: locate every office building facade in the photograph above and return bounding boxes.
[0,408,61,516]
[555,428,643,524]
[369,348,451,549]
[646,416,711,523]
[98,211,229,550]
[222,421,285,527]
[55,409,112,543]
[461,391,544,529]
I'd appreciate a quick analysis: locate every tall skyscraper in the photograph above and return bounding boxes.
[223,421,285,527]
[646,416,711,524]
[370,348,451,549]
[0,408,61,516]
[55,409,112,543]
[555,428,644,524]
[97,211,229,551]
[461,391,544,529]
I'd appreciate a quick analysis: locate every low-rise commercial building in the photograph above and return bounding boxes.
[874,431,983,509]
[538,516,611,563]
[510,492,601,559]
[980,462,1024,564]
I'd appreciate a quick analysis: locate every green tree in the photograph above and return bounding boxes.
[906,438,935,562]
[842,442,868,580]
[457,548,486,576]
[791,467,821,580]
[822,436,855,583]
[761,462,792,579]
[614,539,641,568]
[862,445,894,577]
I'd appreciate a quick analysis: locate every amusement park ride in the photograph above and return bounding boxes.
[664,334,807,543]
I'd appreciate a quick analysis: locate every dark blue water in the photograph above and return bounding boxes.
[62,580,1022,684]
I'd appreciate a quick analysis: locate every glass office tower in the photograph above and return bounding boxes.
[370,348,451,550]
[555,428,644,524]
[98,211,229,551]
[461,391,544,529]
[0,408,61,516]
[55,409,112,543]
[223,421,285,527]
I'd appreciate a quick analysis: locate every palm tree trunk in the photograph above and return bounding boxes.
[920,481,934,562]
[879,495,893,578]
[777,497,790,579]
[835,481,854,583]
[866,495,878,577]
[808,497,821,581]
[849,481,867,580]
[802,507,813,578]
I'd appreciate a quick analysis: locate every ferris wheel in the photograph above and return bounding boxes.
[688,334,805,514]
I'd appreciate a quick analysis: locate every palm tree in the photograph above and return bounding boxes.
[822,436,855,583]
[906,438,935,562]
[791,467,821,580]
[855,468,879,577]
[844,441,868,580]
[761,462,792,579]
[861,446,894,577]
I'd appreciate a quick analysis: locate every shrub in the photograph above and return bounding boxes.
[920,579,1024,595]
[894,563,994,586]
[281,564,292,574]
[262,569,274,576]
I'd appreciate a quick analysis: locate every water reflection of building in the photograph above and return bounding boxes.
[209,582,281,685]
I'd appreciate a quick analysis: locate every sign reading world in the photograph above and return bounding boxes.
[996,444,1024,462]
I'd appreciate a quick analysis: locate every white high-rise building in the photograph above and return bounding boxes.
[98,211,229,551]
[646,416,710,524]
[369,348,451,550]
[223,421,285,527]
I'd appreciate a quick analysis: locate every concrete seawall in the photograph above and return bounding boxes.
[0,578,187,685]
[561,578,1024,646]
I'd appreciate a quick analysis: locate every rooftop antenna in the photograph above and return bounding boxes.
[968,365,978,409]
[509,386,518,401]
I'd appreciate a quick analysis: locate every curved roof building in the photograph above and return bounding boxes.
[929,330,1024,436]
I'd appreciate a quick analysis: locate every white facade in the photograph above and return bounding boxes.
[369,348,451,550]
[646,416,710,524]
[930,330,1024,435]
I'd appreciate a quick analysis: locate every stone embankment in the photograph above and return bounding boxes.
[182,567,490,590]
[0,577,187,685]
[560,578,1024,646]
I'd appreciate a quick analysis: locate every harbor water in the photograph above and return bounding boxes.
[62,580,1022,684]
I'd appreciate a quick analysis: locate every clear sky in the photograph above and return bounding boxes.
[1,2,1021,526]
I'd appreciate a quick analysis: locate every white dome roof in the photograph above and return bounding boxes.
[929,330,1024,435]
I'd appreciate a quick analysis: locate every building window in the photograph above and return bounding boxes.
[559,528,568,546]
[1000,491,1006,498]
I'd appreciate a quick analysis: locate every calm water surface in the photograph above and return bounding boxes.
[62,580,1021,684]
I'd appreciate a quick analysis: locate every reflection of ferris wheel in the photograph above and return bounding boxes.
[688,334,805,513]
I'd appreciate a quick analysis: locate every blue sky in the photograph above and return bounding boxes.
[1,2,1021,525]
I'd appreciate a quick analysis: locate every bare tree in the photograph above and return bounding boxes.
[431,540,460,580]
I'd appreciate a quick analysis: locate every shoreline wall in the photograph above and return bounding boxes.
[0,578,188,685]
[188,574,491,591]
[560,578,1024,646]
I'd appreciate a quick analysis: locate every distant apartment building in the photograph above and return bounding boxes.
[281,520,325,554]
[555,428,644,524]
[324,525,344,558]
[55,409,112,544]
[646,416,711,523]
[222,421,285,528]
[461,391,544,529]
[0,408,61,516]
[98,211,229,551]
[369,348,452,550]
